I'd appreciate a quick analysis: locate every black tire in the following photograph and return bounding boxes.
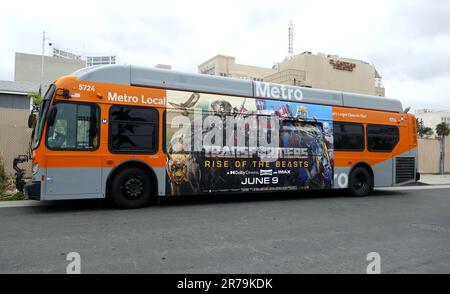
[348,166,373,197]
[110,167,154,209]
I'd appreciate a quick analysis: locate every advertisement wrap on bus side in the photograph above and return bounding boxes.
[164,90,334,195]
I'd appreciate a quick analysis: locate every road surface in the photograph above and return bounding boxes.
[0,187,449,273]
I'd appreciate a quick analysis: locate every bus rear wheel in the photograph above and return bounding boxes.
[110,167,154,209]
[348,166,373,197]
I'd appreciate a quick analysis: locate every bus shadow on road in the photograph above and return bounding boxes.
[24,189,406,212]
[157,188,406,207]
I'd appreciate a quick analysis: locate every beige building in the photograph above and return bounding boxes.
[14,52,86,90]
[268,52,385,97]
[199,52,385,97]
[198,55,276,82]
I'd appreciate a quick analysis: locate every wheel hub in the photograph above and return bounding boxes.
[354,174,366,190]
[123,177,144,199]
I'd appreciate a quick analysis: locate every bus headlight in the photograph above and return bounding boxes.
[32,164,39,175]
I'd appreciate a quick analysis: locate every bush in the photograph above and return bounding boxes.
[0,191,26,201]
[0,156,6,195]
[0,156,25,200]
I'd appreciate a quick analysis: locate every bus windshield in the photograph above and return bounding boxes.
[33,84,56,149]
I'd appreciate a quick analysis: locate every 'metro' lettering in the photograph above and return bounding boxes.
[254,82,303,101]
[108,92,139,103]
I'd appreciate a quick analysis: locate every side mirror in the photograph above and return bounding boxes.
[56,88,70,99]
[27,113,37,129]
[47,107,58,127]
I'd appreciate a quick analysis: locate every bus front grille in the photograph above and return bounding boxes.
[395,157,416,184]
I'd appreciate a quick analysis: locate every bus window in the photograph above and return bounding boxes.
[367,124,399,152]
[333,122,364,151]
[109,105,158,153]
[46,103,99,150]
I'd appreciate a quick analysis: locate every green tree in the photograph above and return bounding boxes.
[423,127,433,137]
[436,122,450,137]
[0,157,6,195]
[436,122,450,175]
[27,92,42,129]
[28,91,42,107]
[416,118,423,136]
[416,118,434,137]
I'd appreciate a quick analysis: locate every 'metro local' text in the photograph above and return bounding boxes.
[107,91,166,106]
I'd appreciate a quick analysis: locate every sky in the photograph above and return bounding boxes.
[1,0,449,111]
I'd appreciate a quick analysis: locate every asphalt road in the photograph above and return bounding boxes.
[0,187,449,274]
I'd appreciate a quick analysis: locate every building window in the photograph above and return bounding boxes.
[367,124,399,152]
[109,105,158,153]
[333,122,364,151]
[86,55,116,67]
[201,67,215,75]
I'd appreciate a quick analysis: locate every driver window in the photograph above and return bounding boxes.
[47,103,99,150]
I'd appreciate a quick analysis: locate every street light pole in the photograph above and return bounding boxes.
[40,31,50,96]
[40,31,45,96]
[440,135,445,175]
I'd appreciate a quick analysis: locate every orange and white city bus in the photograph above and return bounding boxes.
[14,65,419,208]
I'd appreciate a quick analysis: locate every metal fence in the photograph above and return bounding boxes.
[418,137,450,174]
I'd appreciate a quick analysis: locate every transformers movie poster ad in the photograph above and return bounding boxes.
[165,90,334,195]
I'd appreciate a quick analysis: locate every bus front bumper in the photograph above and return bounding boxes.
[24,181,41,200]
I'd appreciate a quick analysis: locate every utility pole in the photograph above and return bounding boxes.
[440,135,445,175]
[40,31,50,96]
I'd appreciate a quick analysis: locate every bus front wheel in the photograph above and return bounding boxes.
[110,167,154,209]
[348,166,373,197]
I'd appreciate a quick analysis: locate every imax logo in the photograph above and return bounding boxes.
[254,82,303,101]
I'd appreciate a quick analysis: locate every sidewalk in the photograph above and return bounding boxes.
[419,174,450,185]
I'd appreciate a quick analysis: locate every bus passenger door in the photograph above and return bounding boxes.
[44,102,103,200]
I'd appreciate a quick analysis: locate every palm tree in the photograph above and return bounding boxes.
[436,122,450,174]
[436,122,450,137]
